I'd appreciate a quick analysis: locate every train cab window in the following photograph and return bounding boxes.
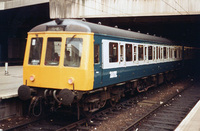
[138,45,144,61]
[148,46,153,60]
[126,44,132,61]
[29,38,43,65]
[94,45,99,64]
[45,38,61,66]
[64,38,83,67]
[109,42,118,62]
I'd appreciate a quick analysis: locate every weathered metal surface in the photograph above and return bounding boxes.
[50,0,200,18]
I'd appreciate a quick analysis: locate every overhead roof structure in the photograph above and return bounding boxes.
[0,0,48,10]
[50,0,200,18]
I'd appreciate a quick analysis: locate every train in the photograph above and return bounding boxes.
[18,19,197,118]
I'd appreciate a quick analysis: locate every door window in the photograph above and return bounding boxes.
[45,38,61,66]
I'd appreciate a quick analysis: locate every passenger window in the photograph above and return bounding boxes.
[148,46,153,60]
[109,42,118,62]
[138,45,143,61]
[153,47,156,60]
[133,46,137,62]
[94,45,99,64]
[163,47,167,59]
[64,38,83,67]
[126,44,132,61]
[120,45,124,62]
[156,47,158,59]
[45,38,61,66]
[144,47,147,60]
[174,48,177,58]
[29,38,43,65]
[179,47,182,58]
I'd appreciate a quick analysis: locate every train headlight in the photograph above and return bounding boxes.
[68,77,74,85]
[30,75,35,82]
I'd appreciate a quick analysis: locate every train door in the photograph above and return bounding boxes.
[119,42,125,67]
[94,44,102,87]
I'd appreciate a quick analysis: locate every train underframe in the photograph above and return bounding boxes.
[19,70,180,119]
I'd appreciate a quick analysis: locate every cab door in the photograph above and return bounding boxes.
[39,37,63,88]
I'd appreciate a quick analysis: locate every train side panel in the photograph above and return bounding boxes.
[93,34,183,89]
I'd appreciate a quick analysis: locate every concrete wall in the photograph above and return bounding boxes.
[0,98,22,120]
[0,0,49,10]
[50,0,200,18]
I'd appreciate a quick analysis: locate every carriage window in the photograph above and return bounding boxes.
[144,47,147,60]
[45,38,61,66]
[94,45,99,64]
[109,42,118,62]
[29,38,43,65]
[126,44,132,61]
[163,47,167,59]
[153,47,156,60]
[179,47,182,58]
[156,47,158,59]
[138,45,143,61]
[64,38,83,67]
[120,45,124,62]
[174,48,177,58]
[134,46,137,61]
[148,46,153,60]
[169,48,172,58]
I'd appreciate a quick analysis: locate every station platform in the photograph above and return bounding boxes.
[175,100,200,131]
[0,66,22,100]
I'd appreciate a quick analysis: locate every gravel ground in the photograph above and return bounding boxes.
[0,116,33,130]
[93,78,191,131]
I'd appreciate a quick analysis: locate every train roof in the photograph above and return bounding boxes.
[30,19,174,44]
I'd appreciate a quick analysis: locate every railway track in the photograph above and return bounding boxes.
[123,77,200,131]
[4,76,198,131]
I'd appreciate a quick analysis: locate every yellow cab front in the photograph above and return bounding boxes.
[23,32,94,91]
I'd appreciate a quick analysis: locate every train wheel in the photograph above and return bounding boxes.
[109,99,117,107]
[100,100,107,108]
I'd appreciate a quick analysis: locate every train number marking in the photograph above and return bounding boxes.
[110,71,117,78]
